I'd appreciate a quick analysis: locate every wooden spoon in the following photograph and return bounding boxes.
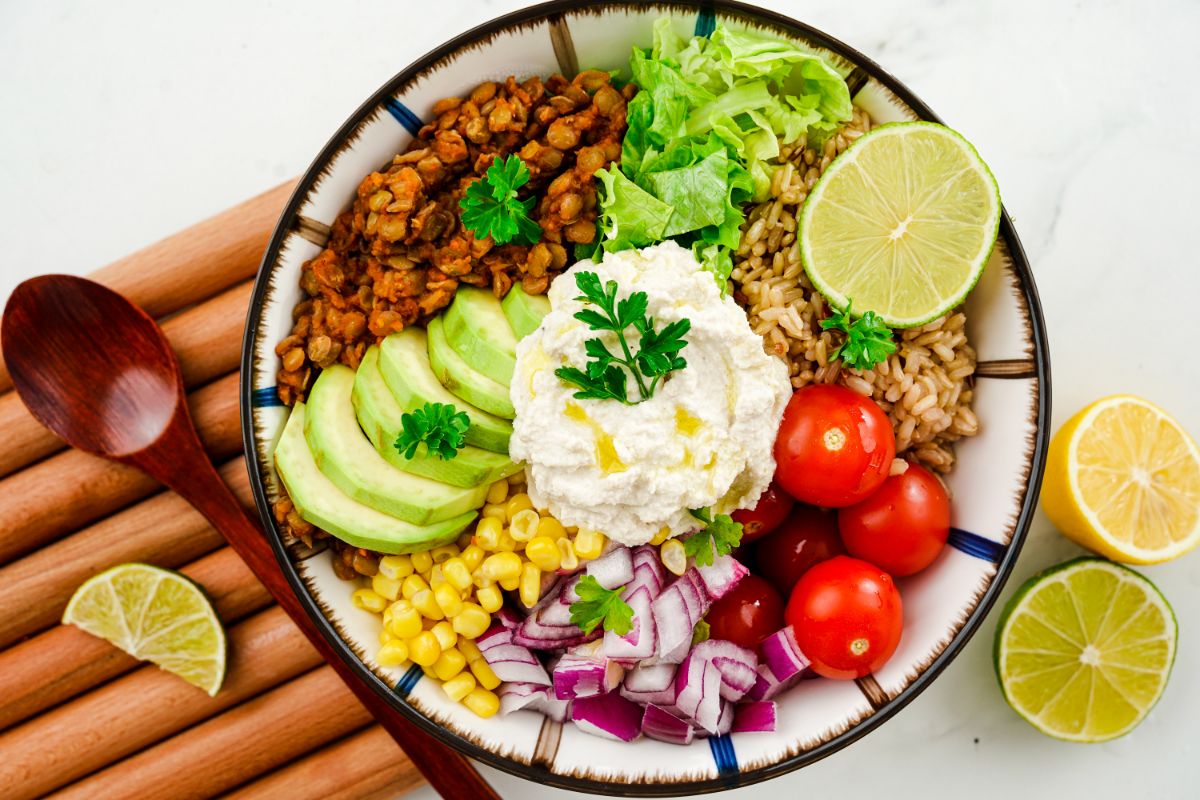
[2,275,499,800]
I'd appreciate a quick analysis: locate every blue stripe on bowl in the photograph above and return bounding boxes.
[251,386,283,408]
[395,663,424,697]
[947,528,1005,564]
[708,734,739,777]
[694,8,716,38]
[385,98,423,136]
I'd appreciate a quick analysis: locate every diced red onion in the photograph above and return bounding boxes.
[641,704,695,745]
[694,555,749,601]
[629,546,666,596]
[749,626,811,700]
[602,588,656,663]
[732,701,777,733]
[553,647,623,700]
[651,571,708,662]
[513,574,599,650]
[497,682,550,715]
[692,639,758,701]
[571,692,643,742]
[586,547,634,589]
[494,606,524,629]
[620,662,677,706]
[672,653,723,733]
[477,624,552,686]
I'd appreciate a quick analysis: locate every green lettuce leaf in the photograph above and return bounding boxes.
[596,166,674,251]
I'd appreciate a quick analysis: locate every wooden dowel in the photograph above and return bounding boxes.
[0,606,321,800]
[48,665,373,800]
[0,371,242,565]
[0,458,251,648]
[0,180,295,393]
[0,279,253,480]
[0,546,271,731]
[220,726,423,800]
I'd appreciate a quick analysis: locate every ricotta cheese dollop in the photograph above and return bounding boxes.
[509,242,792,546]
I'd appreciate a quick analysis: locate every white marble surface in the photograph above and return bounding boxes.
[2,1,1198,797]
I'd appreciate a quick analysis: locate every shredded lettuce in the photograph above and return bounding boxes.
[597,17,852,289]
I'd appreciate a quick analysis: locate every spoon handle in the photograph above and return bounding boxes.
[142,406,501,800]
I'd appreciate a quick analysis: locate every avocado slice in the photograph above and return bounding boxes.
[501,284,551,340]
[377,331,511,454]
[428,317,515,419]
[274,404,475,554]
[442,287,518,385]
[305,365,488,524]
[352,346,520,487]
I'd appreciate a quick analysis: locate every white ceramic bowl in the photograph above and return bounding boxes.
[241,1,1050,793]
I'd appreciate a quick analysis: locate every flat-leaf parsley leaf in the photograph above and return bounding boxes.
[684,508,744,567]
[394,402,470,461]
[819,299,896,370]
[569,575,634,635]
[459,155,542,245]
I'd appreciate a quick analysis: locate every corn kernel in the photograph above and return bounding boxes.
[443,671,477,702]
[524,536,561,571]
[460,544,486,572]
[519,562,542,608]
[481,551,522,582]
[351,588,387,614]
[442,557,473,592]
[661,538,687,576]
[463,687,501,718]
[389,602,423,640]
[509,509,540,542]
[401,574,429,600]
[378,628,394,646]
[423,616,440,630]
[505,493,534,520]
[372,574,402,602]
[482,503,507,521]
[475,517,504,550]
[499,574,520,592]
[498,530,520,552]
[421,664,438,679]
[650,526,671,546]
[431,544,459,564]
[453,603,492,639]
[434,583,464,617]
[476,584,504,614]
[557,537,579,571]
[433,647,468,681]
[469,658,501,690]
[507,469,527,486]
[377,639,410,667]
[537,517,566,539]
[411,550,434,576]
[431,620,458,651]
[456,532,473,549]
[407,631,441,666]
[378,555,414,580]
[574,529,606,560]
[428,564,446,589]
[473,573,496,589]
[458,637,483,663]
[412,589,445,621]
[486,480,510,505]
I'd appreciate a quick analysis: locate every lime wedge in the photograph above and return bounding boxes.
[63,563,227,696]
[994,558,1177,742]
[799,122,1001,328]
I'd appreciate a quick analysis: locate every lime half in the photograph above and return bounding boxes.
[994,558,1176,742]
[799,122,1001,328]
[63,563,227,696]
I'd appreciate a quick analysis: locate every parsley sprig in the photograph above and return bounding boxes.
[393,402,469,461]
[569,575,633,635]
[819,299,896,370]
[459,155,541,245]
[554,271,691,404]
[684,508,744,567]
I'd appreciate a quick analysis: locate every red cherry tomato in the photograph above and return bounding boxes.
[753,505,845,595]
[706,575,785,650]
[773,385,896,508]
[838,462,950,576]
[785,556,903,679]
[732,482,795,543]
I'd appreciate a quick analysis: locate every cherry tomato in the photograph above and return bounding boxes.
[732,482,795,543]
[838,462,950,576]
[785,556,903,679]
[753,505,845,595]
[706,575,785,650]
[773,385,896,508]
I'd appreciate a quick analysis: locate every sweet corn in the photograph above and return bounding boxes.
[378,554,414,580]
[431,544,459,564]
[442,557,473,592]
[401,574,429,600]
[482,503,507,521]
[509,509,540,542]
[351,588,388,614]
[557,537,579,571]
[423,616,440,630]
[537,517,566,539]
[499,574,520,592]
[476,584,504,614]
[650,526,672,546]
[486,480,510,505]
[421,664,438,679]
[428,564,445,588]
[442,671,477,702]
[452,603,492,639]
[507,470,527,485]
[411,550,434,576]
[460,544,486,572]
[411,589,445,621]
[475,517,504,550]
[661,539,687,576]
[463,687,501,718]
[434,582,464,617]
[481,552,522,582]
[389,602,423,640]
[473,573,496,590]
[433,647,468,681]
[371,574,402,602]
[469,658,501,690]
[497,530,519,552]
[407,631,441,666]
[377,639,410,667]
[506,493,534,520]
[431,620,458,652]
[525,535,561,572]
[378,629,394,646]
[519,562,542,608]
[574,529,607,560]
[457,635,483,663]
